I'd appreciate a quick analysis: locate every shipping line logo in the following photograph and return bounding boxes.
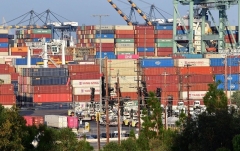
[155,61,161,65]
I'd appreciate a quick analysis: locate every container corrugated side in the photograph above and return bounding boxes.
[98,59,136,68]
[115,25,133,30]
[215,74,239,83]
[103,67,137,76]
[115,48,135,52]
[0,95,16,104]
[115,43,135,48]
[71,79,100,87]
[181,74,214,83]
[179,67,212,75]
[73,87,100,95]
[174,58,210,67]
[0,74,11,84]
[27,77,68,85]
[32,94,72,103]
[143,67,177,75]
[181,54,203,58]
[109,76,140,84]
[141,59,174,68]
[94,25,115,30]
[209,58,225,66]
[204,54,226,58]
[180,91,207,99]
[217,83,239,91]
[145,75,179,84]
[94,39,114,43]
[28,85,72,94]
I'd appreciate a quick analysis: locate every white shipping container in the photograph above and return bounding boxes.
[45,115,68,128]
[110,83,138,92]
[94,39,114,43]
[71,79,100,87]
[103,67,137,76]
[115,25,134,30]
[194,31,201,35]
[194,36,201,41]
[195,46,201,50]
[115,48,135,52]
[0,58,5,64]
[0,52,8,56]
[109,76,140,84]
[95,25,115,30]
[99,59,136,68]
[180,91,207,100]
[194,41,201,46]
[0,74,11,84]
[204,54,226,58]
[115,43,135,48]
[174,59,210,67]
[73,87,100,95]
[0,55,22,62]
[0,29,9,34]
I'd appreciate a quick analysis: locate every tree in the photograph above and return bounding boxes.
[102,142,120,151]
[231,91,240,108]
[203,81,228,114]
[232,134,240,151]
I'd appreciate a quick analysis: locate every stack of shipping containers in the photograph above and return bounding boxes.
[115,25,135,55]
[0,29,9,56]
[68,64,100,102]
[18,68,71,107]
[155,24,174,57]
[135,25,155,57]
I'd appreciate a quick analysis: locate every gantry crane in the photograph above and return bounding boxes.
[107,0,138,25]
[127,0,152,25]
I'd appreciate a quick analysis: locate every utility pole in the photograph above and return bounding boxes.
[184,64,192,118]
[224,55,228,95]
[96,112,100,151]
[117,72,121,145]
[135,59,141,134]
[105,57,110,144]
[161,70,169,129]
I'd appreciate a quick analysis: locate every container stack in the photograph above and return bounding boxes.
[141,58,179,105]
[135,25,155,57]
[0,29,9,56]
[11,47,28,57]
[0,64,16,107]
[68,64,100,102]
[12,57,43,66]
[155,24,173,57]
[23,116,44,127]
[224,26,238,50]
[102,59,138,100]
[76,25,95,48]
[115,25,135,55]
[18,68,71,107]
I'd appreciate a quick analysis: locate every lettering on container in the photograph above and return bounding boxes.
[155,61,161,65]
[79,81,100,85]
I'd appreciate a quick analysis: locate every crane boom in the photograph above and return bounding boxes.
[127,0,152,25]
[107,0,133,26]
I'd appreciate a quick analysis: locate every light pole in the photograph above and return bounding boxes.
[93,14,109,112]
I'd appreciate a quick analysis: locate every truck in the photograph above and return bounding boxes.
[45,115,68,128]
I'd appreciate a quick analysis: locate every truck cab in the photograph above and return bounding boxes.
[193,101,200,109]
[177,102,185,110]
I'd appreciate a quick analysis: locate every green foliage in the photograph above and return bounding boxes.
[203,81,228,114]
[141,91,163,139]
[120,138,139,151]
[129,129,136,139]
[233,134,240,151]
[231,91,240,107]
[102,142,120,151]
[216,147,231,151]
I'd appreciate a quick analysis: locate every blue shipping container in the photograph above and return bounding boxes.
[227,58,240,66]
[95,34,115,39]
[215,74,239,83]
[155,25,173,30]
[181,54,203,58]
[0,43,8,48]
[225,30,238,35]
[0,34,8,38]
[210,58,225,66]
[22,68,68,77]
[177,30,187,35]
[8,35,14,39]
[32,38,51,42]
[217,83,239,91]
[30,77,68,85]
[177,47,189,52]
[96,52,116,59]
[141,58,174,68]
[137,47,155,52]
[14,58,43,65]
[96,30,114,34]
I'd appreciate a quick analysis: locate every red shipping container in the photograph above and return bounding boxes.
[157,51,173,57]
[157,47,173,52]
[73,95,100,102]
[11,52,27,57]
[115,34,135,39]
[0,95,16,105]
[180,74,214,83]
[177,26,190,30]
[68,65,100,73]
[32,116,44,126]
[95,43,115,48]
[145,75,179,84]
[67,116,79,129]
[0,48,8,52]
[134,38,155,43]
[8,66,16,73]
[96,47,114,52]
[179,67,213,75]
[32,49,43,55]
[69,72,100,80]
[181,83,209,91]
[0,38,8,43]
[117,54,139,59]
[112,92,138,100]
[11,73,19,81]
[135,43,155,47]
[143,67,177,75]
[0,84,14,94]
[155,34,173,39]
[212,66,239,74]
[134,26,154,30]
[23,116,33,126]
[115,30,134,35]
[155,30,173,35]
[161,91,179,101]
[30,34,51,39]
[134,34,155,39]
[29,85,72,94]
[0,64,9,74]
[147,84,179,92]
[32,93,72,103]
[135,30,155,35]
[137,52,155,57]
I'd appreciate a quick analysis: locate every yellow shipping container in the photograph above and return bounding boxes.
[115,25,134,30]
[108,76,140,84]
[94,39,114,43]
[0,29,8,34]
[110,83,137,92]
[98,59,136,68]
[11,47,28,52]
[103,67,137,76]
[115,47,135,52]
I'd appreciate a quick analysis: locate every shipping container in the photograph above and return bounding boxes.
[180,91,207,100]
[23,116,33,126]
[69,72,100,80]
[212,66,239,74]
[116,54,139,59]
[32,116,44,127]
[137,47,155,52]
[155,25,173,30]
[45,115,68,128]
[28,85,72,94]
[22,68,68,77]
[67,116,79,129]
[96,52,116,59]
[115,34,135,39]
[209,58,225,66]
[181,83,210,91]
[147,84,179,92]
[94,25,115,30]
[103,67,137,76]
[11,47,28,52]
[0,43,8,48]
[24,76,68,85]
[180,74,214,83]
[95,43,115,48]
[141,58,174,68]
[98,59,136,68]
[115,48,135,52]
[179,66,213,75]
[135,30,155,35]
[73,95,100,102]
[181,54,203,58]
[11,52,27,57]
[145,75,179,84]
[174,58,210,67]
[30,93,72,103]
[157,51,173,57]
[68,64,100,73]
[0,38,8,43]
[115,43,135,48]
[217,83,239,91]
[115,25,134,30]
[115,51,135,55]
[95,30,114,34]
[0,95,15,104]
[0,84,14,94]
[0,74,11,84]
[115,38,134,43]
[71,79,100,87]
[134,26,154,30]
[108,76,139,84]
[13,58,43,65]
[137,52,155,57]
[94,39,114,43]
[73,87,100,95]
[143,67,177,75]
[155,34,173,39]
[155,30,173,35]
[215,74,239,83]
[95,34,115,39]
[115,30,134,34]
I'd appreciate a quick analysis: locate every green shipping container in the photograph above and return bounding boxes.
[32,29,52,34]
[155,39,173,43]
[156,42,173,47]
[115,39,134,43]
[115,51,135,55]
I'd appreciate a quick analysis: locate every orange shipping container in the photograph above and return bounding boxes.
[135,30,155,35]
[0,38,8,43]
[112,92,138,100]
[161,91,179,101]
[68,65,100,73]
[73,95,100,102]
[143,67,177,75]
[134,38,155,43]
[134,34,155,39]
[0,95,16,105]
[32,93,72,103]
[181,83,209,91]
[135,43,155,47]
[179,67,213,75]
[11,47,28,52]
[115,30,134,35]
